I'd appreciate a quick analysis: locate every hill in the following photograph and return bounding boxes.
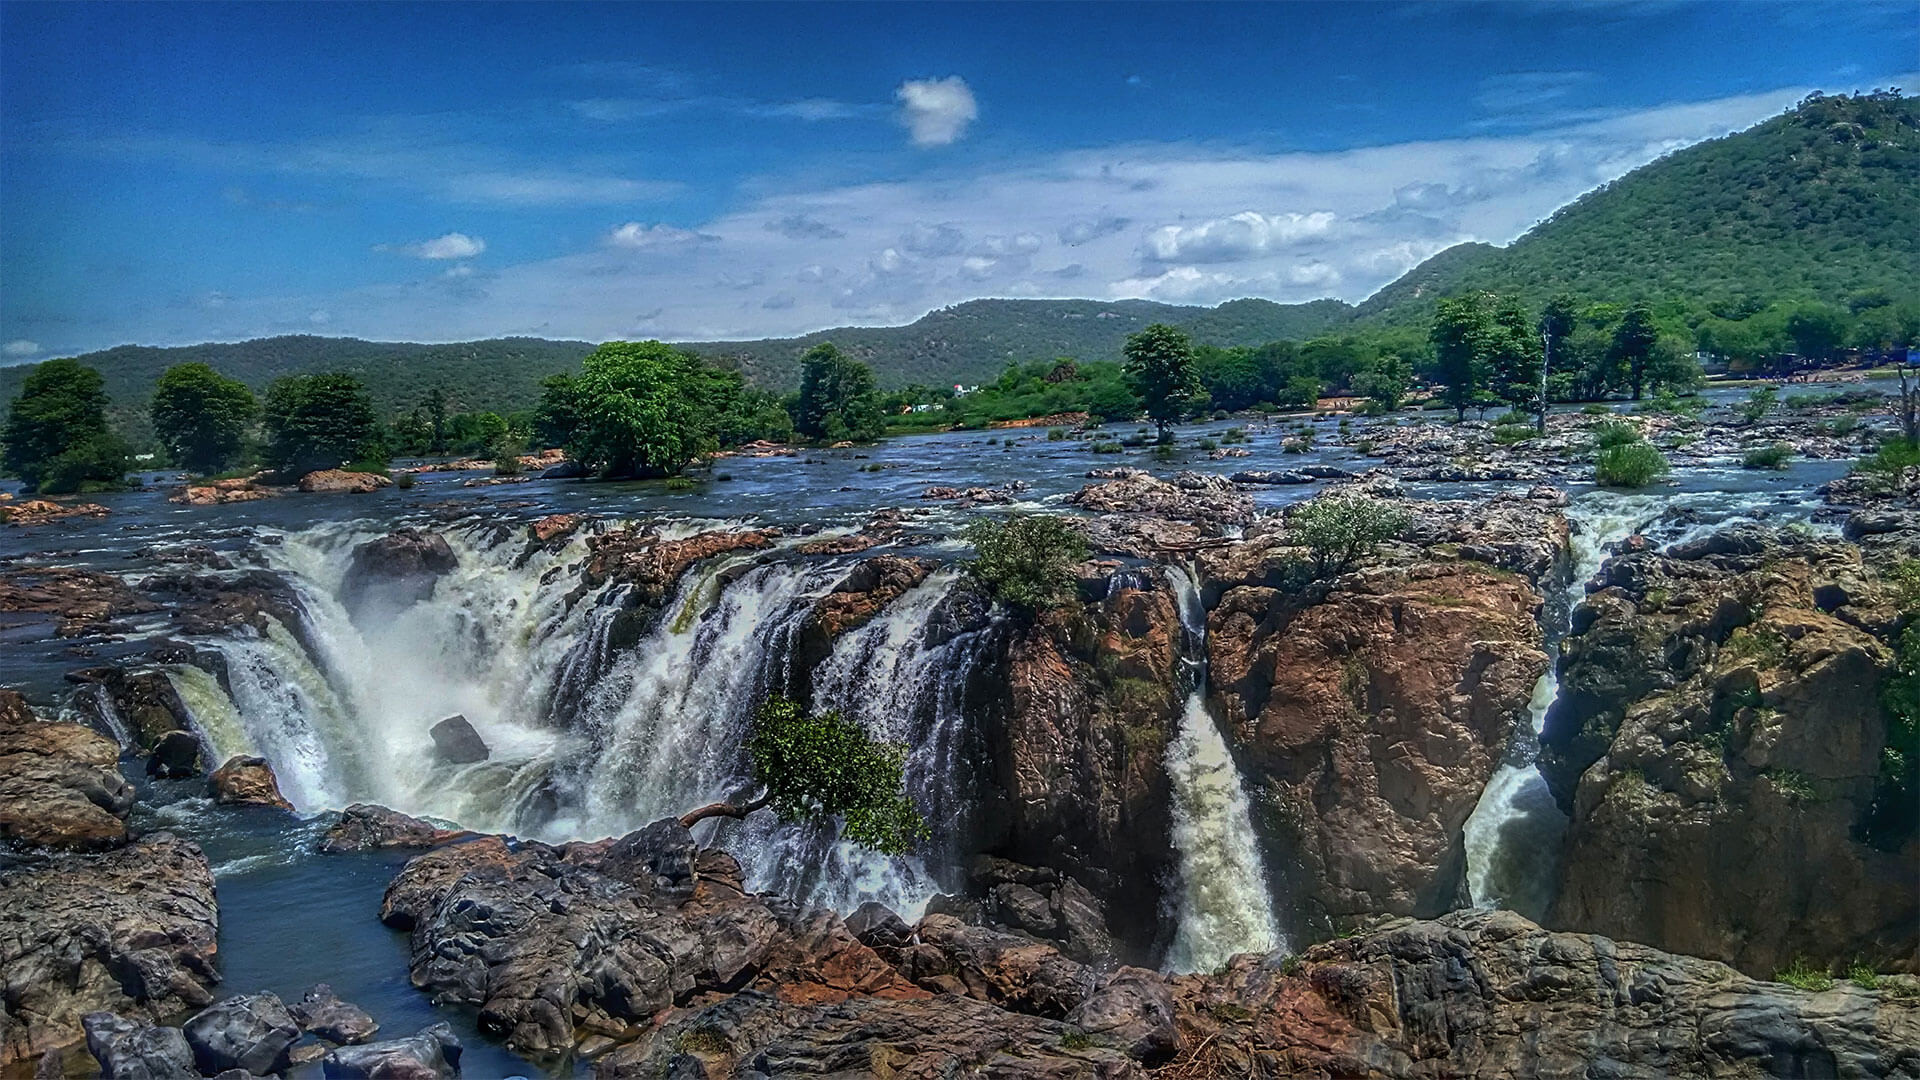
[682,296,1357,389]
[1355,90,1920,325]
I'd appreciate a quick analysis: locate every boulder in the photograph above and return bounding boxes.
[288,984,378,1046]
[0,715,133,851]
[319,804,471,854]
[144,730,204,779]
[298,470,392,494]
[1068,470,1252,525]
[0,835,219,1067]
[582,527,777,605]
[1065,967,1177,1063]
[0,689,32,726]
[537,458,591,480]
[61,667,193,749]
[528,513,584,543]
[427,715,489,765]
[0,566,163,638]
[81,1013,197,1080]
[320,1022,462,1079]
[0,498,110,526]
[337,529,457,620]
[208,756,294,811]
[182,993,301,1076]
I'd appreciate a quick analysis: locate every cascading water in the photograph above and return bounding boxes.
[162,516,994,917]
[1160,566,1283,973]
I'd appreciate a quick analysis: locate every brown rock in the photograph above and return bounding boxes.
[297,469,392,494]
[528,513,584,543]
[0,567,163,637]
[0,689,34,727]
[582,527,776,604]
[810,556,932,639]
[320,804,472,855]
[0,834,219,1067]
[1067,470,1252,526]
[0,499,110,526]
[208,755,294,811]
[0,716,133,851]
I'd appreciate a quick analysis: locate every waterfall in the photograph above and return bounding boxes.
[1161,566,1282,973]
[172,517,992,915]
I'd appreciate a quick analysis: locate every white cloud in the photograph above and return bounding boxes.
[2,339,40,358]
[895,76,978,147]
[1143,211,1338,263]
[606,222,714,250]
[403,232,486,260]
[1108,266,1239,303]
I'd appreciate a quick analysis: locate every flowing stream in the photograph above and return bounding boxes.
[1160,566,1283,972]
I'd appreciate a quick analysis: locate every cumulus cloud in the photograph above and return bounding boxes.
[895,76,978,147]
[972,233,1042,258]
[1059,217,1130,246]
[3,339,40,358]
[606,222,714,249]
[397,232,486,259]
[901,223,965,257]
[1143,211,1337,263]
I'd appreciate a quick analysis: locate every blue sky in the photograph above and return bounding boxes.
[2,1,1914,359]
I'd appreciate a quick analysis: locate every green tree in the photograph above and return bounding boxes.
[2,358,131,493]
[1486,298,1544,411]
[1123,323,1200,442]
[150,363,258,475]
[1609,302,1661,400]
[424,387,451,455]
[962,514,1090,616]
[1785,302,1849,363]
[1286,495,1411,581]
[1351,353,1412,411]
[262,373,378,475]
[1537,293,1579,424]
[1430,295,1490,420]
[566,341,721,477]
[676,695,926,855]
[794,343,885,443]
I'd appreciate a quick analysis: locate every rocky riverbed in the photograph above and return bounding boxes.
[2,390,1917,1076]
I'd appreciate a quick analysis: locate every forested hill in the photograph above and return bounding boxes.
[1355,90,1920,325]
[681,297,1356,388]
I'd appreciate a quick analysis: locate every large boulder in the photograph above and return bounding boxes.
[1542,527,1918,975]
[288,984,378,1046]
[81,1013,197,1080]
[320,804,471,854]
[144,730,204,780]
[208,756,294,811]
[0,835,219,1067]
[320,1022,462,1079]
[427,715,489,765]
[182,993,300,1076]
[298,469,392,494]
[337,529,456,622]
[581,527,777,604]
[0,713,133,851]
[61,667,193,750]
[1067,469,1252,526]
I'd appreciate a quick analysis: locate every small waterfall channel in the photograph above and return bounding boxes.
[160,517,994,918]
[1160,565,1283,972]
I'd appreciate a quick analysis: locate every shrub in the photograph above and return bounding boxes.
[1590,420,1643,450]
[963,515,1090,615]
[1582,404,1613,416]
[1221,427,1248,444]
[1046,427,1066,441]
[1197,438,1219,452]
[1595,443,1670,487]
[664,476,696,491]
[731,695,926,854]
[1090,441,1124,454]
[1738,387,1778,424]
[1824,415,1862,437]
[393,471,416,490]
[1286,495,1412,581]
[1742,444,1793,470]
[1493,424,1538,445]
[1849,961,1880,991]
[1774,957,1834,992]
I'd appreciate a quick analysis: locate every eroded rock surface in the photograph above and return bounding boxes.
[338,528,457,620]
[0,712,133,851]
[208,755,294,811]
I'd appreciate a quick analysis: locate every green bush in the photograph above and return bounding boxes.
[1582,404,1613,416]
[1774,957,1834,992]
[1742,444,1793,470]
[1046,427,1067,441]
[1090,441,1124,454]
[1590,419,1643,450]
[744,695,926,854]
[963,514,1090,615]
[1286,495,1412,581]
[1493,424,1538,445]
[1738,386,1779,423]
[393,471,416,490]
[1595,443,1671,487]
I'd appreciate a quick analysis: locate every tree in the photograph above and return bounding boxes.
[262,373,378,475]
[1285,495,1411,581]
[962,515,1089,616]
[1430,295,1490,421]
[1351,354,1411,411]
[676,695,926,855]
[566,341,721,477]
[151,363,257,475]
[1609,302,1661,400]
[794,343,885,443]
[1785,302,1849,363]
[1123,323,1200,442]
[1486,298,1544,411]
[2,358,130,493]
[424,387,451,455]
[1538,293,1579,429]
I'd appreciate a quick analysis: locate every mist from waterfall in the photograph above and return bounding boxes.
[163,518,988,918]
[1161,566,1283,972]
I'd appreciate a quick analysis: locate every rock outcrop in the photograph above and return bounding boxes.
[321,1022,461,1079]
[297,469,392,494]
[181,992,301,1076]
[1068,469,1252,526]
[208,755,295,811]
[1542,526,1918,975]
[319,804,471,854]
[337,528,457,621]
[0,498,110,526]
[287,984,378,1046]
[582,527,777,604]
[428,714,490,764]
[0,834,219,1067]
[0,712,133,851]
[0,567,162,638]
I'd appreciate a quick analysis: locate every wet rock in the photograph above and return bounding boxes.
[144,730,204,779]
[82,1013,197,1080]
[288,984,378,1046]
[537,458,590,480]
[897,915,1089,1017]
[0,689,33,727]
[1068,470,1251,525]
[171,478,274,506]
[182,992,301,1076]
[320,1022,462,1079]
[844,902,913,960]
[0,498,110,526]
[298,469,392,494]
[1065,967,1176,1063]
[919,485,1016,506]
[0,834,219,1067]
[1229,469,1318,485]
[969,858,1116,963]
[1843,507,1920,541]
[338,528,457,620]
[1542,526,1917,976]
[528,512,584,543]
[582,527,776,605]
[319,804,471,854]
[0,567,162,638]
[208,755,294,811]
[428,715,489,764]
[133,569,306,641]
[0,712,133,851]
[62,667,193,750]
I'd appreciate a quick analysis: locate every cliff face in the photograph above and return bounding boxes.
[1543,525,1919,976]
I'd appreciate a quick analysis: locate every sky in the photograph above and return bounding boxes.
[1,1,1915,360]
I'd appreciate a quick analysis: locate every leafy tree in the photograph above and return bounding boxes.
[1537,293,1579,426]
[1486,298,1544,411]
[1123,323,1200,441]
[795,343,885,443]
[1351,354,1411,411]
[962,514,1090,616]
[566,341,721,477]
[1739,386,1779,424]
[1430,295,1490,420]
[676,695,926,855]
[262,373,378,475]
[1785,302,1849,362]
[150,363,258,475]
[1609,302,1661,400]
[1285,495,1411,581]
[2,358,130,493]
[424,387,451,454]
